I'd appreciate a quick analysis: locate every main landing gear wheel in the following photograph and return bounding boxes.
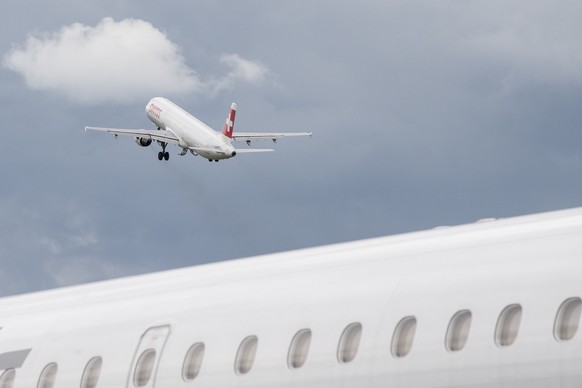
[158,143,169,161]
[158,152,169,161]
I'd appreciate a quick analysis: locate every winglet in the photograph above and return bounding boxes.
[221,103,237,139]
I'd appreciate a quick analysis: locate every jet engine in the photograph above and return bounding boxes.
[134,137,152,147]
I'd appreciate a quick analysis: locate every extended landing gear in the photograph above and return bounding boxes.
[157,142,169,161]
[208,159,219,162]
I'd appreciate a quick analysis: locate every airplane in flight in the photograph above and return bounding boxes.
[0,207,582,387]
[85,98,311,162]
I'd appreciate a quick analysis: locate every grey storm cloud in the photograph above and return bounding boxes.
[1,1,582,296]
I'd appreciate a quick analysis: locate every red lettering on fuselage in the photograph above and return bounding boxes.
[148,103,163,119]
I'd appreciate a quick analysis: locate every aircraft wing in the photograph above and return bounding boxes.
[232,132,312,142]
[85,127,180,145]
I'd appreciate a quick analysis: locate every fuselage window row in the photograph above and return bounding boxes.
[4,297,580,387]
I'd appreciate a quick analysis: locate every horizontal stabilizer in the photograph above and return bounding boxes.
[234,148,274,153]
[232,132,312,142]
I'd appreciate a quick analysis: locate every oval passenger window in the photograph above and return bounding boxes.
[445,310,472,352]
[391,316,417,358]
[495,304,522,347]
[133,349,156,387]
[235,336,258,375]
[288,329,312,369]
[337,323,362,363]
[182,342,205,381]
[0,368,15,388]
[554,297,582,341]
[37,363,58,388]
[81,356,103,388]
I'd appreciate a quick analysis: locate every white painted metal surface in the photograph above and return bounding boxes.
[1,207,582,387]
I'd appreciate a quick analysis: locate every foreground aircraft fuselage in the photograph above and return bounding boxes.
[2,207,582,387]
[86,98,311,162]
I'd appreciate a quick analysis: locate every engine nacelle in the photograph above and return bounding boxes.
[134,137,152,147]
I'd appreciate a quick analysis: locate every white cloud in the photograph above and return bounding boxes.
[205,53,271,96]
[40,237,62,255]
[220,53,269,83]
[44,256,135,287]
[444,3,582,91]
[3,18,271,104]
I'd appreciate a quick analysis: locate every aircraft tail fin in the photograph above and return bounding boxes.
[221,103,237,139]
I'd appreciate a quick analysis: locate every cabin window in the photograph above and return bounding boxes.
[391,316,417,358]
[495,304,522,347]
[288,329,312,369]
[133,349,156,387]
[445,310,472,352]
[81,356,102,388]
[0,369,15,388]
[37,363,58,388]
[182,342,205,381]
[554,297,582,341]
[235,336,258,375]
[337,323,362,363]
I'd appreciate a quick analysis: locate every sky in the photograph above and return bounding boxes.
[1,1,582,296]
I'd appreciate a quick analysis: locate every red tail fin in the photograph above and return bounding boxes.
[221,103,237,138]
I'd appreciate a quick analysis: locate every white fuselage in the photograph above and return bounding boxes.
[145,97,235,160]
[2,208,582,387]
